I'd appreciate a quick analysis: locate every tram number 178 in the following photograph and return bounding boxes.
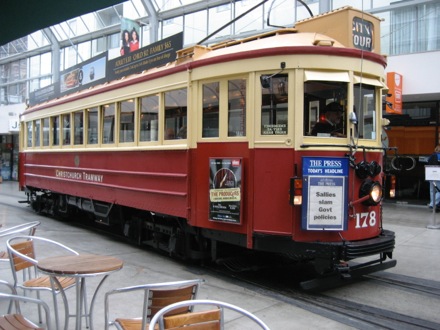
[355,211,377,228]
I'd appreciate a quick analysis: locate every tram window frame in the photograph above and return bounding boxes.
[34,119,41,147]
[119,99,135,144]
[304,81,348,137]
[86,107,99,145]
[260,74,288,136]
[42,117,50,147]
[62,113,71,146]
[164,88,187,141]
[228,79,247,137]
[202,81,220,138]
[51,116,60,146]
[73,111,84,146]
[354,78,381,140]
[139,94,159,143]
[26,121,33,148]
[102,103,116,145]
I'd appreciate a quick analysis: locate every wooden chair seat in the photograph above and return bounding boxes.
[114,318,160,330]
[0,314,44,330]
[23,275,76,290]
[148,300,270,330]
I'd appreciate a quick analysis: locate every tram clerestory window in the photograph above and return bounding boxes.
[260,74,288,135]
[164,88,187,140]
[202,82,219,138]
[354,83,376,139]
[140,94,159,142]
[304,81,347,137]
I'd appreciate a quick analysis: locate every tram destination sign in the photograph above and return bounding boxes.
[302,157,348,231]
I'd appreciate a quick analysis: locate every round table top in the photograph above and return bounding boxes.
[37,254,123,275]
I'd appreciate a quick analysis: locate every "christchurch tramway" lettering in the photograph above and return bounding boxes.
[55,170,103,183]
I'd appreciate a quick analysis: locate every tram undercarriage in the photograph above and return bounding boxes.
[25,187,396,290]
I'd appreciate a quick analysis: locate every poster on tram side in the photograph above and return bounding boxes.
[209,158,243,224]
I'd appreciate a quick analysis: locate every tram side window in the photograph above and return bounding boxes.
[304,81,347,137]
[228,79,246,137]
[139,94,159,142]
[260,74,288,135]
[202,82,219,138]
[119,99,135,143]
[87,107,99,144]
[73,111,84,145]
[354,83,376,139]
[34,119,41,147]
[102,103,115,144]
[42,118,49,146]
[62,114,71,145]
[165,88,187,140]
[26,122,32,148]
[52,116,59,146]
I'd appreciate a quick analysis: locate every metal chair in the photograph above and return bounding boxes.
[0,292,52,330]
[104,279,204,330]
[148,299,271,330]
[0,221,40,262]
[6,235,88,330]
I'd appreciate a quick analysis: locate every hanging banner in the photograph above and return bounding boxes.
[209,158,243,224]
[119,17,140,56]
[386,72,403,114]
[302,157,348,231]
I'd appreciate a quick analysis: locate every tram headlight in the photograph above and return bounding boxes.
[359,179,382,206]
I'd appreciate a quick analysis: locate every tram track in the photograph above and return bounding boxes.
[198,259,440,330]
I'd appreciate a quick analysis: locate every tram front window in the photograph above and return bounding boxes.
[304,81,347,137]
[260,74,288,135]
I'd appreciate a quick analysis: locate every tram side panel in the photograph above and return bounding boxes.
[20,150,190,219]
[190,142,250,237]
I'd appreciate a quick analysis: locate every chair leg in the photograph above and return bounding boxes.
[36,290,43,324]
[82,281,90,328]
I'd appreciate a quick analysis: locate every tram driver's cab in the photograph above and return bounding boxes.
[303,73,381,142]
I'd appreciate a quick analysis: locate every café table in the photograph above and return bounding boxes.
[37,253,123,330]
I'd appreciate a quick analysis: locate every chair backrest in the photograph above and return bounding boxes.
[0,292,52,330]
[148,282,200,318]
[105,279,204,330]
[6,235,79,286]
[0,221,40,238]
[148,299,271,330]
[0,221,40,261]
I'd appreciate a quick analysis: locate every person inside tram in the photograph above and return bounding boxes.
[427,144,440,211]
[311,102,345,137]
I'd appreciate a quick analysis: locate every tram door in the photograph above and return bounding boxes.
[253,73,294,234]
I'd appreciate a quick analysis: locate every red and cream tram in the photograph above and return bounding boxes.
[19,6,395,288]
